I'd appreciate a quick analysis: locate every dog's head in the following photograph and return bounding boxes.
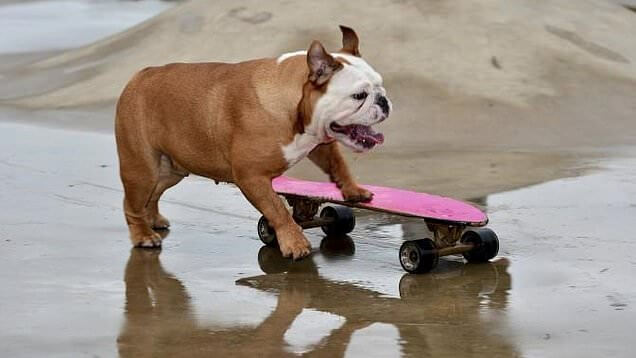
[297,26,391,152]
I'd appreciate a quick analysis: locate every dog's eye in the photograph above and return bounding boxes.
[352,92,368,101]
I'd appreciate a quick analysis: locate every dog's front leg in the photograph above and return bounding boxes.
[234,173,311,259]
[308,142,373,202]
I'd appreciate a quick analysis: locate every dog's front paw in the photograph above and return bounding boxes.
[277,225,312,260]
[341,185,373,203]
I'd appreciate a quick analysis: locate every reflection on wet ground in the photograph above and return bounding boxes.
[0,0,175,54]
[0,122,635,357]
[119,241,513,357]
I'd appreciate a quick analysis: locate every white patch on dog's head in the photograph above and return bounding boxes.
[276,50,307,64]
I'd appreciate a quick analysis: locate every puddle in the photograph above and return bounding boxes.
[0,0,175,54]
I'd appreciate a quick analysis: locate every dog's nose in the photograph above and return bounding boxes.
[376,95,390,116]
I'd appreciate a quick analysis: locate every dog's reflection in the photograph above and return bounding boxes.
[118,235,516,357]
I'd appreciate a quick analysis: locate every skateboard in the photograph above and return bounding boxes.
[256,176,499,273]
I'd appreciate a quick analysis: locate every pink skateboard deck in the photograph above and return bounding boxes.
[272,176,488,226]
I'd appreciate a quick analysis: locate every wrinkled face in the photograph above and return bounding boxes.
[312,54,392,152]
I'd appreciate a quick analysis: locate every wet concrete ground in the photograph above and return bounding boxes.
[1,122,634,357]
[2,2,636,355]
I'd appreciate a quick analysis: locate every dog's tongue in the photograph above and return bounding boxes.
[330,123,385,149]
[349,125,384,147]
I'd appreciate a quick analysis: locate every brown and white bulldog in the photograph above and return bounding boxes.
[115,26,391,259]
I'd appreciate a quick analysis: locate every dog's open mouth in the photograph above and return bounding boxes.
[330,123,384,149]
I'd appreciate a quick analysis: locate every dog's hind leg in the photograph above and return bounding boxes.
[118,139,163,248]
[147,155,186,230]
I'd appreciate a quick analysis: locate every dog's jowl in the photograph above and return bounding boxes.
[115,26,391,259]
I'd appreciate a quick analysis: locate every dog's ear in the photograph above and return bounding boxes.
[339,25,361,57]
[307,40,343,86]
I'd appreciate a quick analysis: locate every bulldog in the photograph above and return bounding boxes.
[115,26,391,259]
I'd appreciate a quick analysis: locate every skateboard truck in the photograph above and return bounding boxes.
[257,200,356,247]
[398,227,499,274]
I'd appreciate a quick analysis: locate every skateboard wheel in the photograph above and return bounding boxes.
[461,228,499,263]
[257,216,278,247]
[320,206,355,235]
[399,239,439,274]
